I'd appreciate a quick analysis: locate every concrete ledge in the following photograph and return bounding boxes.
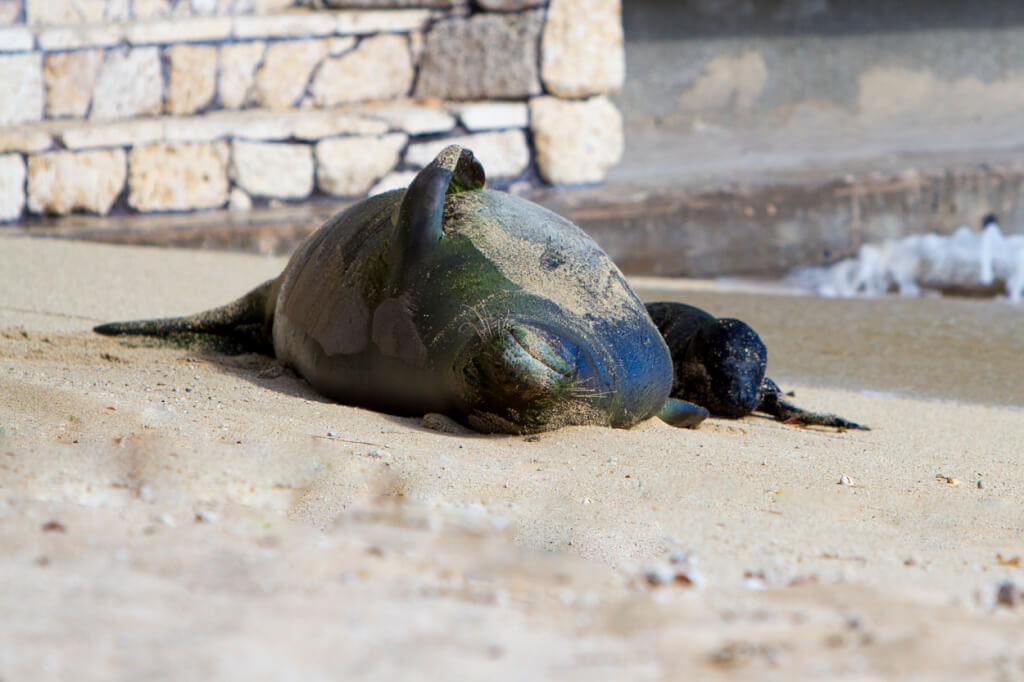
[11,153,1024,277]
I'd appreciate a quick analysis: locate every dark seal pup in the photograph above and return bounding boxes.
[646,302,867,430]
[96,145,709,433]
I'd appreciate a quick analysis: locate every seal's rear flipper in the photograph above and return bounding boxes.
[756,378,869,431]
[657,398,709,428]
[93,278,279,355]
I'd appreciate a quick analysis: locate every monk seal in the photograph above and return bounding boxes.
[646,302,867,429]
[95,145,708,433]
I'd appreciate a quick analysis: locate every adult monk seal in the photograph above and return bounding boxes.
[96,145,708,433]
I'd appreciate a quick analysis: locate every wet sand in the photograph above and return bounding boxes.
[2,235,1023,681]
[634,279,1024,409]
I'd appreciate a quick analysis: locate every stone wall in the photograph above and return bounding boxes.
[0,0,624,222]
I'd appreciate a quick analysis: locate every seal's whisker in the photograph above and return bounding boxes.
[459,303,494,339]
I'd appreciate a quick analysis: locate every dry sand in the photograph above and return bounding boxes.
[2,235,1023,681]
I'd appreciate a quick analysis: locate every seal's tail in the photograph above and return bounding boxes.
[94,278,279,354]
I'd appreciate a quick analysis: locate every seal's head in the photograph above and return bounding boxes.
[681,318,767,418]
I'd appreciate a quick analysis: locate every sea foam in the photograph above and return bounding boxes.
[790,218,1024,301]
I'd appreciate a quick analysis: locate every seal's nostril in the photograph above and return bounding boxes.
[469,325,571,404]
[508,325,572,377]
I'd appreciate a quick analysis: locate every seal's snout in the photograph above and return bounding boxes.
[460,322,600,432]
[470,324,574,401]
[695,319,767,417]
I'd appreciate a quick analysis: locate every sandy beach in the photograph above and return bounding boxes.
[2,234,1023,681]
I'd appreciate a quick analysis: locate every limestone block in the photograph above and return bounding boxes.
[162,114,232,143]
[219,41,264,109]
[230,140,313,199]
[368,170,415,196]
[165,45,217,115]
[106,0,132,21]
[61,119,163,149]
[191,0,218,15]
[27,149,127,215]
[228,186,252,211]
[0,153,25,222]
[334,9,431,35]
[134,0,171,19]
[315,133,406,197]
[290,111,389,140]
[529,95,623,184]
[475,0,545,8]
[37,25,123,51]
[0,27,33,52]
[26,0,105,24]
[0,54,43,126]
[363,103,454,135]
[233,12,337,39]
[454,101,528,131]
[322,0,465,8]
[541,0,624,97]
[128,142,229,212]
[90,48,163,121]
[0,129,53,153]
[44,50,102,119]
[127,16,232,45]
[310,35,413,107]
[0,2,21,23]
[253,39,329,110]
[233,116,293,140]
[406,130,528,179]
[249,0,294,13]
[414,12,542,100]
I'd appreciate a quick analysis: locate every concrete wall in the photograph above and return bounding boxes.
[567,0,1024,276]
[0,0,626,222]
[613,0,1024,190]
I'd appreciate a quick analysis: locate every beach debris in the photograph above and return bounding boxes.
[41,520,66,533]
[996,581,1021,608]
[838,474,854,486]
[743,564,819,589]
[996,554,1021,567]
[935,474,959,486]
[709,640,787,668]
[195,510,219,524]
[637,550,704,589]
[257,364,284,379]
[421,413,468,433]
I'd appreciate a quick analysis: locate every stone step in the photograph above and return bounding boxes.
[2,6,442,54]
[0,99,544,217]
[15,150,1024,278]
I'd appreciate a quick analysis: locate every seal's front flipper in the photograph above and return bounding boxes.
[756,378,869,431]
[657,398,709,428]
[93,278,278,355]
